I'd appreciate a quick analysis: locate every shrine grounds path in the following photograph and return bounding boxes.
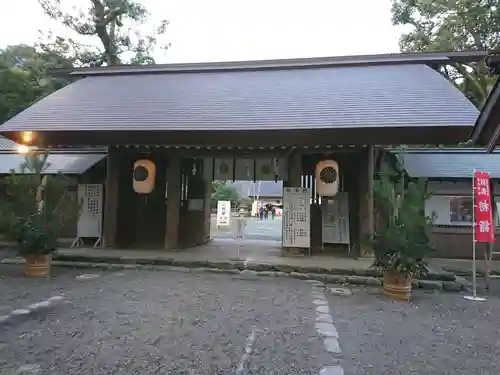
[1,265,500,375]
[212,215,283,242]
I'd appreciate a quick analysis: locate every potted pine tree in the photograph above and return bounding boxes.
[372,220,433,300]
[0,151,79,277]
[372,151,434,300]
[15,213,58,277]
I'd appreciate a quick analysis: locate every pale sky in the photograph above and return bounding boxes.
[0,0,404,63]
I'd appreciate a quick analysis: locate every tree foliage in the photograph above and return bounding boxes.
[0,2,168,250]
[0,1,167,125]
[38,0,169,66]
[211,181,256,209]
[0,45,72,124]
[392,0,500,108]
[211,183,241,207]
[392,0,500,52]
[372,152,434,275]
[211,181,227,195]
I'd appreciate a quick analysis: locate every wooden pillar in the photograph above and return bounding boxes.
[165,154,181,250]
[367,145,375,240]
[358,145,375,257]
[103,146,120,248]
[204,178,212,242]
[183,161,208,246]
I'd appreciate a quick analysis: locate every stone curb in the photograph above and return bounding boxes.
[0,258,466,292]
[51,254,380,276]
[0,296,64,326]
[51,254,457,281]
[441,267,500,277]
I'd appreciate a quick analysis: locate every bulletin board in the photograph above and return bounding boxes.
[282,187,311,248]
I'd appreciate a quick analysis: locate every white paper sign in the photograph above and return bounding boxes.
[282,187,311,248]
[217,201,231,227]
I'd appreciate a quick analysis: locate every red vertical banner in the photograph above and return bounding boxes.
[474,171,495,243]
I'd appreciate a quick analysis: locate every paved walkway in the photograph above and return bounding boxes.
[213,216,282,241]
[6,216,500,276]
[52,216,372,271]
[210,217,500,276]
[57,238,372,271]
[55,241,497,279]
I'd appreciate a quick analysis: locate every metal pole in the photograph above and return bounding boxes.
[235,217,243,260]
[237,237,240,259]
[472,171,477,298]
[465,168,486,302]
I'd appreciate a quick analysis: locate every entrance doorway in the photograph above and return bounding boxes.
[211,180,283,258]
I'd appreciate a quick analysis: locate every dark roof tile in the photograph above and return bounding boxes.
[394,148,500,179]
[0,64,477,133]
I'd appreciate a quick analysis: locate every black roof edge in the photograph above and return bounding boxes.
[425,177,481,182]
[387,147,499,154]
[47,50,488,77]
[0,147,108,155]
[470,76,500,145]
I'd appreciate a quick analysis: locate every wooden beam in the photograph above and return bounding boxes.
[367,144,375,237]
[165,154,181,250]
[359,145,375,258]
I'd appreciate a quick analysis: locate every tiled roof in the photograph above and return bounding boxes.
[0,136,18,150]
[394,148,500,179]
[0,63,477,133]
[0,137,105,174]
[470,76,500,151]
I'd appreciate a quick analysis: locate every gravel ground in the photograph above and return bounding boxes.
[0,267,330,374]
[3,264,500,375]
[328,286,500,375]
[0,265,73,316]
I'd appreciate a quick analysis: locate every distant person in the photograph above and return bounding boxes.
[264,207,269,220]
[271,206,276,220]
[259,206,265,220]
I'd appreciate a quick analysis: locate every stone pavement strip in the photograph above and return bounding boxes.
[308,280,345,375]
[0,296,66,327]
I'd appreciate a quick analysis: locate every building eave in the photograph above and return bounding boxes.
[48,50,489,77]
[0,62,478,147]
[470,77,500,152]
